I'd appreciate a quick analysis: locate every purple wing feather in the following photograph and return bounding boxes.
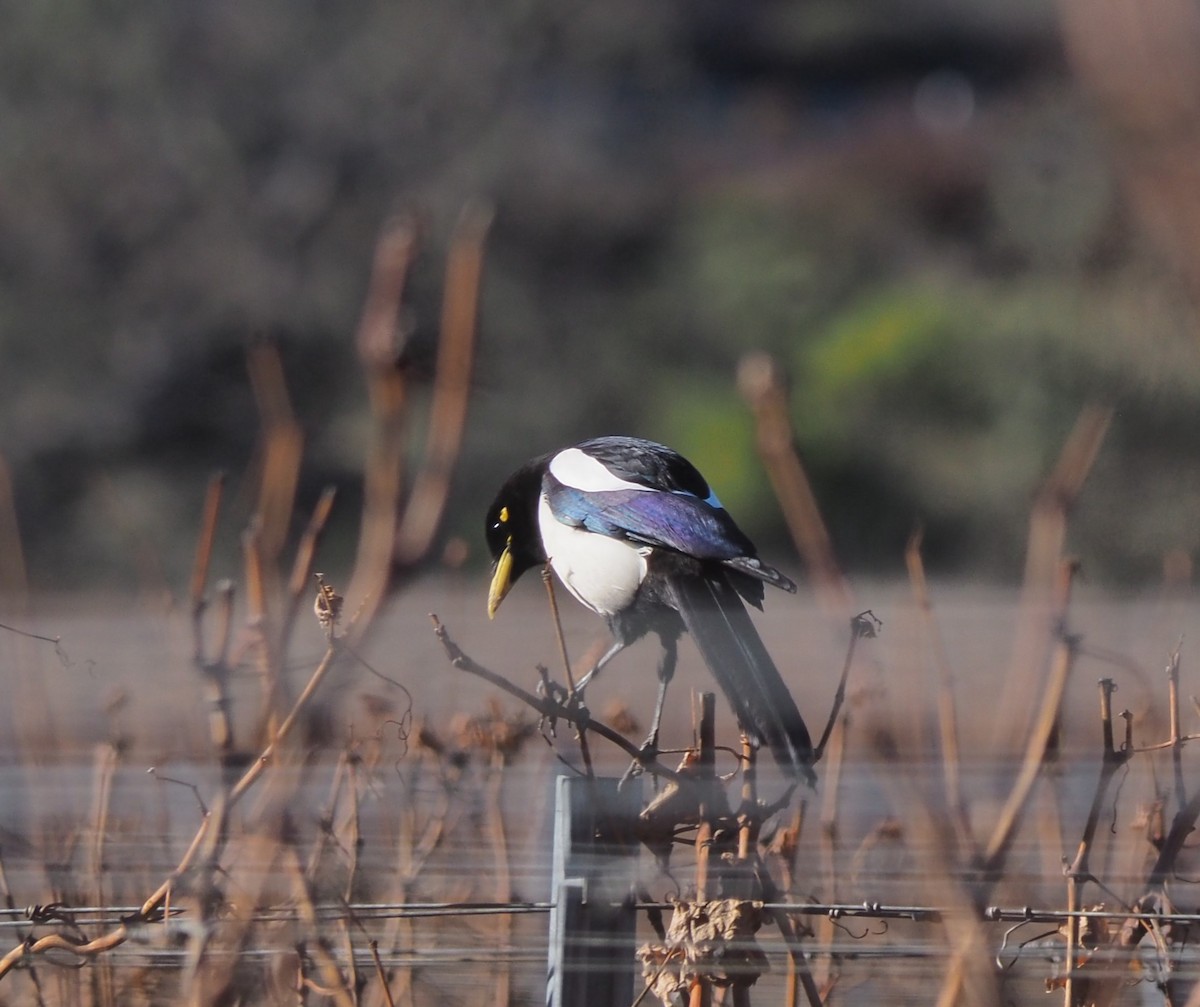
[545,483,752,560]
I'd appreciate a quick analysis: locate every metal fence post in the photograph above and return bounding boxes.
[547,775,642,1007]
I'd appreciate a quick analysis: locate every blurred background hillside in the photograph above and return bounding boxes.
[3,0,1200,591]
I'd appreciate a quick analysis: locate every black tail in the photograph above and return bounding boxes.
[666,572,815,784]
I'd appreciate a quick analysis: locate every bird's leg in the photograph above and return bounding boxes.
[552,636,627,743]
[571,636,627,700]
[622,636,678,787]
[643,636,677,757]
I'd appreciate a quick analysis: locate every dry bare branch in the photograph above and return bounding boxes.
[737,351,855,621]
[394,200,492,567]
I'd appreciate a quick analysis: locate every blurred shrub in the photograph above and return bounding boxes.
[791,278,1200,578]
[4,1,1200,588]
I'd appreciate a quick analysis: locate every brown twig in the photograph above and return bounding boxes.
[88,742,119,1007]
[737,351,855,620]
[283,846,356,1007]
[934,564,1084,1006]
[242,518,281,726]
[737,736,757,863]
[347,214,419,633]
[1165,645,1186,810]
[983,560,1081,876]
[758,867,824,1007]
[367,940,396,1007]
[994,404,1111,755]
[1075,778,1200,1007]
[189,471,226,654]
[906,530,975,853]
[348,202,490,634]
[1063,677,1130,1006]
[812,611,878,762]
[541,566,577,695]
[188,482,237,761]
[394,200,492,567]
[0,849,43,1000]
[246,340,304,572]
[0,610,352,980]
[694,693,717,902]
[370,743,450,1007]
[815,663,848,994]
[227,641,342,808]
[539,566,595,778]
[281,486,338,650]
[484,748,513,1006]
[0,807,215,981]
[1067,679,1130,882]
[430,614,684,785]
[687,693,719,1007]
[201,582,237,764]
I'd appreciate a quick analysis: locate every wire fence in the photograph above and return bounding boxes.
[8,896,1200,931]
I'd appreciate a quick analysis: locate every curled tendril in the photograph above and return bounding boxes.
[347,647,414,746]
[147,767,210,816]
[827,912,888,940]
[380,718,411,759]
[995,922,1060,970]
[26,904,72,925]
[1110,760,1132,835]
[0,621,73,668]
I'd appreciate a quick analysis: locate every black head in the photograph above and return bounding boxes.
[485,455,550,617]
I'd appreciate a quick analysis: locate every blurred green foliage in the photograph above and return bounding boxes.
[646,377,762,522]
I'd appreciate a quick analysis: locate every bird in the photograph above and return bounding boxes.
[485,435,815,783]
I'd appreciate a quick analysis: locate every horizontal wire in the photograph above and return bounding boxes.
[636,900,1200,926]
[0,900,554,930]
[7,899,1200,929]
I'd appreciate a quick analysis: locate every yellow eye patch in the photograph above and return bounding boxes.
[499,506,509,523]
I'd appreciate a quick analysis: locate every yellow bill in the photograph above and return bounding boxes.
[487,542,515,619]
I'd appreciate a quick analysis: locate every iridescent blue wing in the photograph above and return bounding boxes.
[544,479,748,554]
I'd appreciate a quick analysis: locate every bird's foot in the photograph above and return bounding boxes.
[619,739,659,789]
[536,667,571,706]
[563,685,590,726]
[570,703,591,736]
[536,671,589,738]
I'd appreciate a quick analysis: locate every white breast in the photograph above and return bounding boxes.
[538,494,648,616]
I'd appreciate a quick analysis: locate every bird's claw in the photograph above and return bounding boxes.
[619,739,659,788]
[537,667,586,738]
[619,759,643,789]
[536,666,570,705]
[569,701,591,733]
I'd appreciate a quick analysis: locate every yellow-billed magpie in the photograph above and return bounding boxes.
[485,435,815,782]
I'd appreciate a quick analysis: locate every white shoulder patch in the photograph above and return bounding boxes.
[549,447,651,493]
